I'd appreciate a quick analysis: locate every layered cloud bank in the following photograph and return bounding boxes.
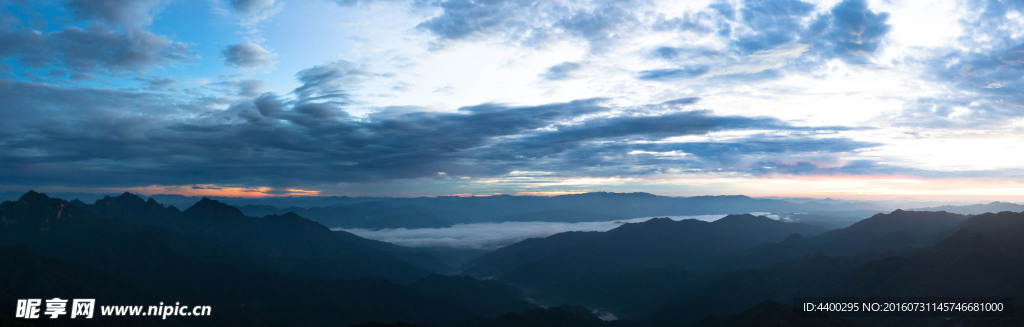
[2,0,1024,196]
[337,215,725,249]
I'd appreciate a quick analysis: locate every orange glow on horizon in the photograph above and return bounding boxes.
[8,173,1024,201]
[120,176,1024,200]
[122,185,323,198]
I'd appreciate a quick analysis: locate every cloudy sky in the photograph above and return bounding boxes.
[1,0,1023,198]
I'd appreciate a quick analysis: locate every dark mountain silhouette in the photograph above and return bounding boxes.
[10,190,1024,326]
[80,192,445,281]
[239,202,455,229]
[0,192,539,326]
[464,214,825,286]
[406,275,536,319]
[686,300,865,327]
[464,231,601,279]
[958,210,1024,234]
[718,210,971,270]
[353,305,633,327]
[0,244,151,305]
[143,193,382,211]
[1,190,96,230]
[645,211,1024,325]
[649,254,868,324]
[545,266,692,319]
[233,192,885,229]
[495,209,622,223]
[781,212,870,229]
[0,245,159,326]
[461,209,1024,325]
[813,210,969,255]
[914,201,1024,215]
[447,305,624,327]
[80,192,183,227]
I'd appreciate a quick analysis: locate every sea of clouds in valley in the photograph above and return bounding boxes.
[335,215,733,249]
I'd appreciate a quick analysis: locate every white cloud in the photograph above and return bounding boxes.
[335,215,726,249]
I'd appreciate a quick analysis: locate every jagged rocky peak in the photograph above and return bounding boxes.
[2,191,94,229]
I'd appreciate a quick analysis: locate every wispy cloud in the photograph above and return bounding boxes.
[2,0,1024,197]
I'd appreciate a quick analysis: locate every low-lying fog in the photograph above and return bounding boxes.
[334,214,730,249]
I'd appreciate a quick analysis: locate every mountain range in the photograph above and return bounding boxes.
[224,192,885,229]
[4,191,1024,326]
[0,192,531,326]
[466,208,1024,325]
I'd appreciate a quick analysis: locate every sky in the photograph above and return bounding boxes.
[1,0,1024,198]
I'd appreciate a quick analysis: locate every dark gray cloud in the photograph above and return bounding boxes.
[541,62,581,80]
[660,97,700,106]
[136,76,177,90]
[537,111,787,143]
[0,1,193,78]
[292,60,367,104]
[236,79,266,97]
[229,0,276,16]
[255,92,285,117]
[52,25,192,73]
[664,137,877,169]
[469,109,863,172]
[0,74,887,189]
[465,133,883,179]
[223,43,275,68]
[192,185,224,190]
[235,61,370,129]
[67,0,161,26]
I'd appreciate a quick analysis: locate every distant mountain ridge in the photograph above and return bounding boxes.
[0,191,539,326]
[464,214,827,286]
[74,191,444,280]
[1,190,893,229]
[647,209,1024,325]
[463,208,1024,324]
[232,192,886,229]
[913,201,1024,215]
[8,190,1024,326]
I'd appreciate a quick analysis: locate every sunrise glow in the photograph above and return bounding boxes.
[2,0,1023,199]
